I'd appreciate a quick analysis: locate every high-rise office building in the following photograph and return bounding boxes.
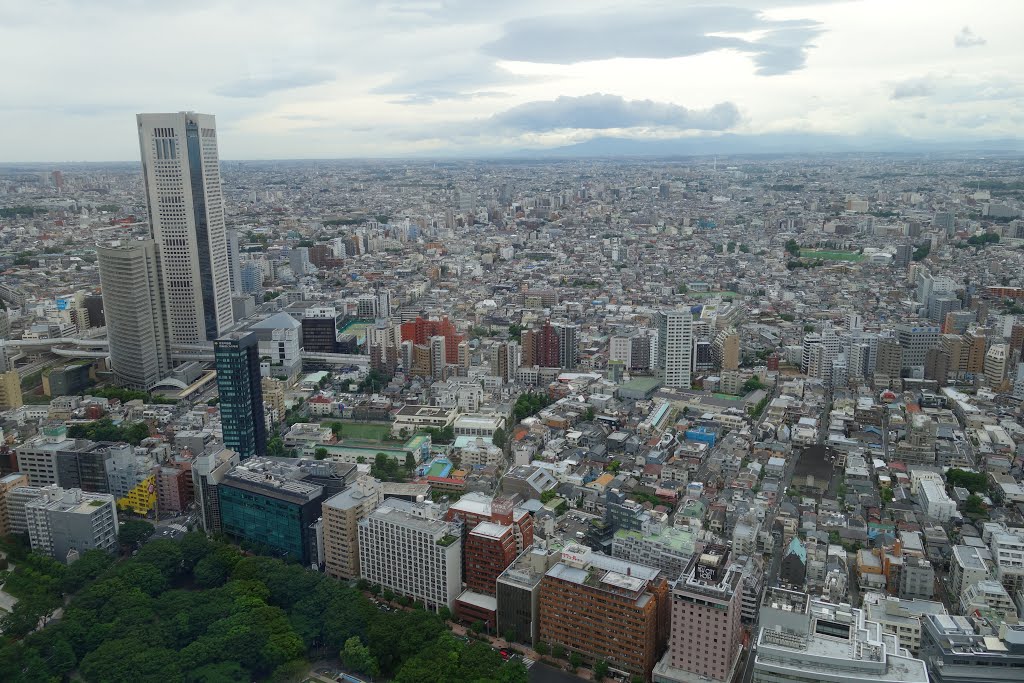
[225,229,242,293]
[218,458,325,564]
[215,332,266,459]
[376,289,392,318]
[191,446,240,534]
[97,240,170,390]
[897,324,941,377]
[653,545,744,683]
[656,310,693,388]
[137,111,233,343]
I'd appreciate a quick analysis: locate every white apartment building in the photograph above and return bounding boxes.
[25,486,118,563]
[656,310,693,389]
[137,111,233,343]
[918,480,957,522]
[358,498,462,610]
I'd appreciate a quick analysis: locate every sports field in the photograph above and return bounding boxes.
[333,420,393,442]
[799,249,865,262]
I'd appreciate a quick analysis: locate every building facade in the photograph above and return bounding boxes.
[539,543,669,679]
[358,497,463,611]
[653,545,744,683]
[217,458,325,564]
[215,332,266,459]
[656,310,693,388]
[137,111,233,343]
[24,486,118,563]
[322,476,383,580]
[97,239,170,390]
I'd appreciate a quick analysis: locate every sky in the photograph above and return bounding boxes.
[1,0,1022,160]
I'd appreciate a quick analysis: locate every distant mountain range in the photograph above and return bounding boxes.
[504,133,1024,159]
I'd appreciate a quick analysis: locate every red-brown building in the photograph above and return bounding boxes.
[539,544,669,680]
[400,316,464,365]
[446,494,534,554]
[521,321,560,369]
[464,521,519,594]
[156,461,194,514]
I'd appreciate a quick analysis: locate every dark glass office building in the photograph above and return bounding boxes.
[215,331,266,459]
[218,459,325,564]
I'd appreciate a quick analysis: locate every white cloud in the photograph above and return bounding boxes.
[954,26,986,48]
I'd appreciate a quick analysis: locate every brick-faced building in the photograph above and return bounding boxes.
[538,543,669,680]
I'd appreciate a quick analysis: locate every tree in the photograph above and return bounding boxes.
[119,519,155,548]
[582,407,595,422]
[552,644,566,660]
[314,447,328,460]
[965,494,986,516]
[470,620,484,634]
[880,486,894,504]
[540,489,557,504]
[742,376,765,393]
[569,651,582,670]
[266,435,286,457]
[594,660,610,680]
[404,453,416,470]
[492,427,507,450]
[946,469,988,494]
[785,239,801,256]
[534,641,550,656]
[341,636,380,678]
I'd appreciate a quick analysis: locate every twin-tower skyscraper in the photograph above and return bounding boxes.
[98,112,233,389]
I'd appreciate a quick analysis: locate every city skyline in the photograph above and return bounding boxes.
[2,1,1023,161]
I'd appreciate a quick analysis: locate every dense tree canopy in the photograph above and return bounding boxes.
[67,418,151,445]
[946,468,988,494]
[0,532,525,683]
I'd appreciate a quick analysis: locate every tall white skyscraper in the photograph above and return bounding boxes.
[137,112,233,344]
[655,310,693,388]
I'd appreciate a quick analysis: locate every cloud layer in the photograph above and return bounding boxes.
[0,1,1020,159]
[485,94,740,133]
[483,6,824,76]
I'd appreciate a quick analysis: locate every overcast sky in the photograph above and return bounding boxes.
[2,0,1021,160]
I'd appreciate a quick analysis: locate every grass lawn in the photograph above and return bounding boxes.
[799,249,865,262]
[333,420,395,442]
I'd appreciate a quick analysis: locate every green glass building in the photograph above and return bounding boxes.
[215,331,266,459]
[218,459,325,564]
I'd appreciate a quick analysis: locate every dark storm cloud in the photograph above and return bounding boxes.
[484,94,740,133]
[214,70,335,98]
[482,6,823,76]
